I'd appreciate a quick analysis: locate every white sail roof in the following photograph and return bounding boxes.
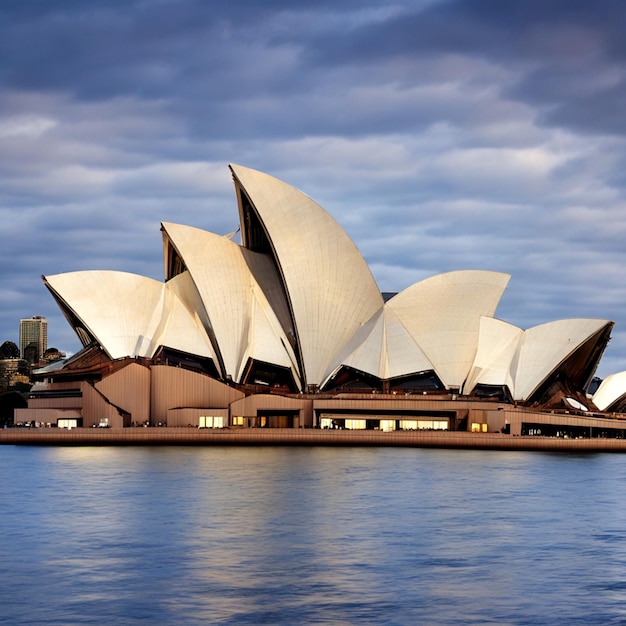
[465,317,612,401]
[463,317,523,395]
[44,270,215,360]
[386,270,510,389]
[512,318,612,401]
[325,303,438,385]
[593,371,626,412]
[162,222,300,386]
[230,164,384,386]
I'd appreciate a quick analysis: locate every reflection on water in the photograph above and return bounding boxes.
[2,446,626,624]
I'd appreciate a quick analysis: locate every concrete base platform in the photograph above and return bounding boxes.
[2,428,626,452]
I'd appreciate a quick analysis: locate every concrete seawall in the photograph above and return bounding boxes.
[2,428,626,452]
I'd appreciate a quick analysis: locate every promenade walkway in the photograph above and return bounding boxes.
[2,428,626,452]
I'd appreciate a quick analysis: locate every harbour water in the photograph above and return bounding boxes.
[2,445,626,625]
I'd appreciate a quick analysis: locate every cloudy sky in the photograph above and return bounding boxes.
[1,0,625,378]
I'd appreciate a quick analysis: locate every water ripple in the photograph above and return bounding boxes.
[2,446,626,624]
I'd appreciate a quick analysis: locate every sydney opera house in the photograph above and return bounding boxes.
[15,165,626,437]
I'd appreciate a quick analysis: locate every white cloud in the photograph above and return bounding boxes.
[0,115,57,138]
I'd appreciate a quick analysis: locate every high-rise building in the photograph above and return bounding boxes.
[19,316,48,362]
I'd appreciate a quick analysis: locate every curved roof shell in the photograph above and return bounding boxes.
[386,270,510,390]
[465,317,612,401]
[593,371,626,412]
[230,164,383,386]
[324,270,510,387]
[161,222,300,386]
[463,318,612,402]
[44,270,215,361]
[341,306,436,381]
[511,318,612,401]
[463,317,523,395]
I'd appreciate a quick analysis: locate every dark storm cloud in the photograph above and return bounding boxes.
[1,1,359,97]
[309,0,626,66]
[4,0,625,139]
[307,0,626,136]
[1,1,441,141]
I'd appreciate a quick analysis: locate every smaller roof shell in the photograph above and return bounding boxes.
[512,318,612,401]
[44,270,215,361]
[162,222,300,386]
[386,270,510,389]
[593,371,626,412]
[463,317,523,395]
[324,305,435,385]
[465,317,613,401]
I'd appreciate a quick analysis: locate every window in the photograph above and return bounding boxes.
[471,423,488,433]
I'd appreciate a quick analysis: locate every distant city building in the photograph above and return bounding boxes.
[19,316,47,363]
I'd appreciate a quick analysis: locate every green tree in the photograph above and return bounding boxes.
[17,360,30,377]
[0,341,19,359]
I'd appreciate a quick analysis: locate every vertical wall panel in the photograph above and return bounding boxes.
[151,366,244,425]
[96,362,151,425]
